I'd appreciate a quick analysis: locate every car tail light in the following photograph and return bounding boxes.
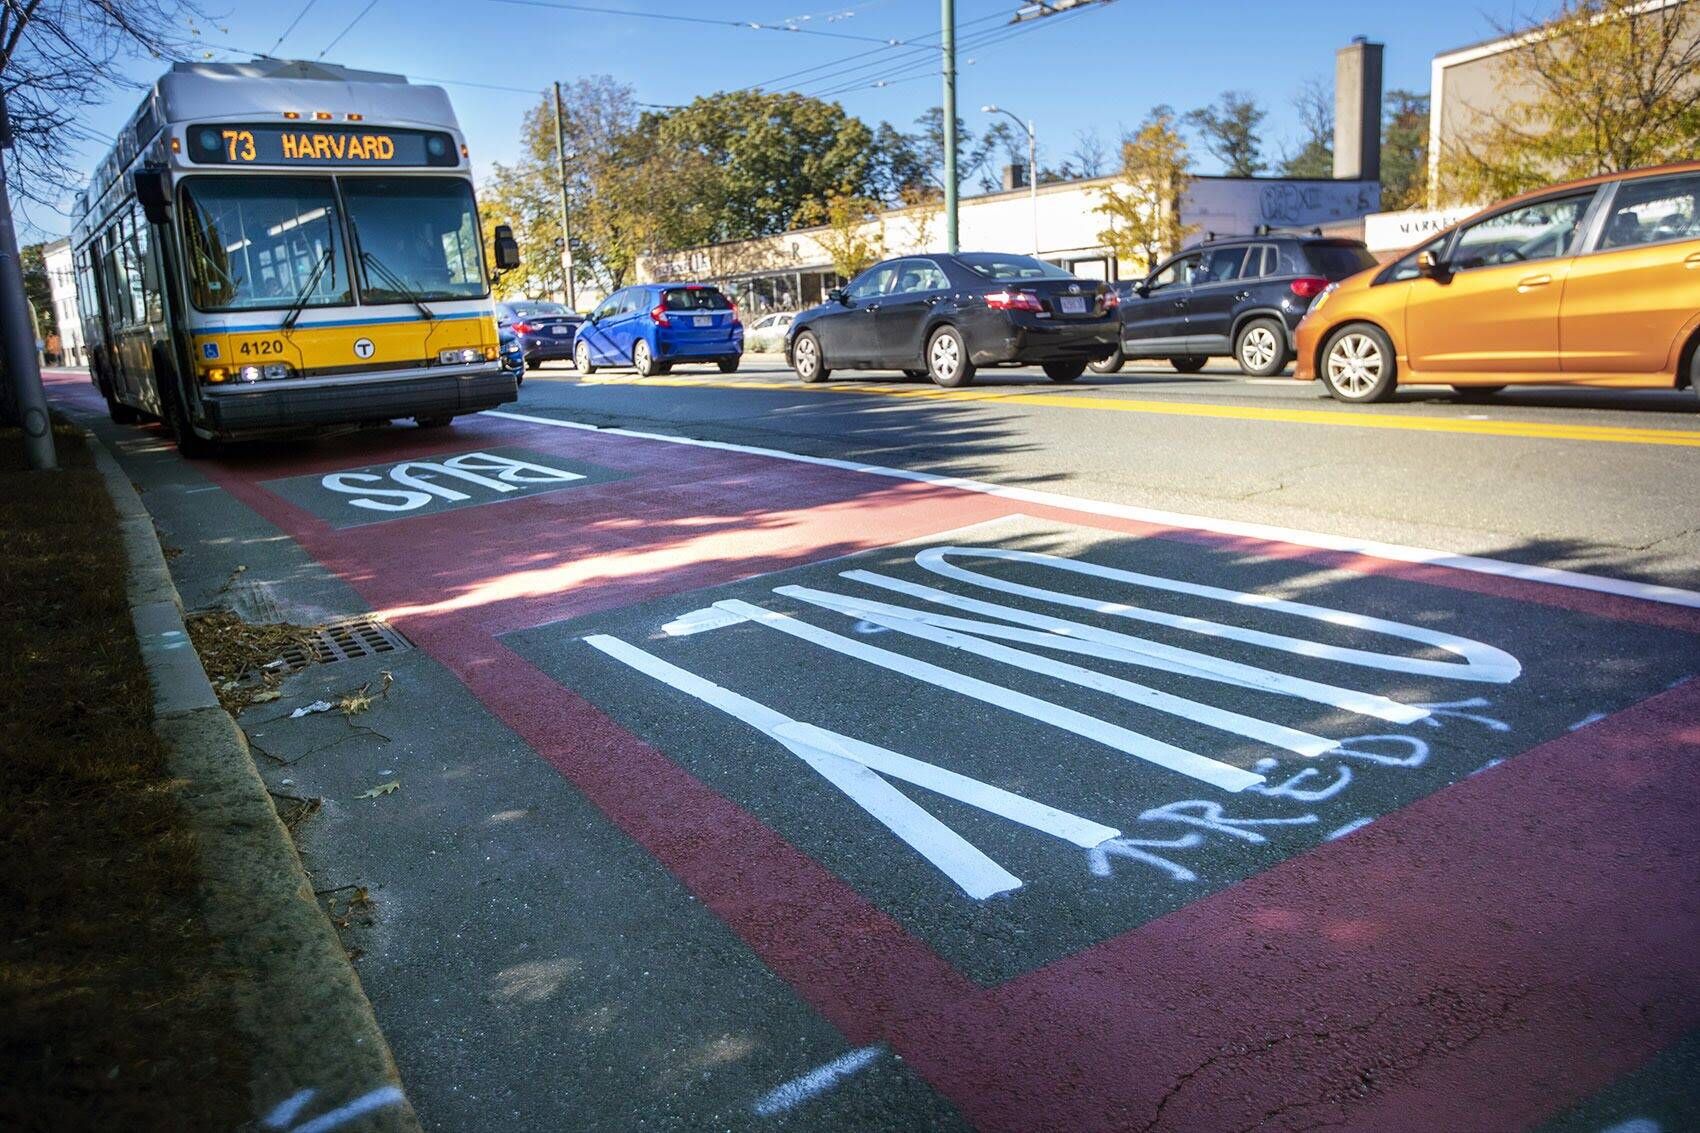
[1289,276,1329,298]
[512,321,535,335]
[985,289,1045,312]
[651,302,671,327]
[1101,289,1119,309]
[728,300,741,326]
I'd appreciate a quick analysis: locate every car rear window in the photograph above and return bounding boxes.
[509,302,570,317]
[1307,243,1377,280]
[662,287,731,311]
[957,253,1072,281]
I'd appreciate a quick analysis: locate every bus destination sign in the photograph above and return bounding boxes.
[186,123,459,168]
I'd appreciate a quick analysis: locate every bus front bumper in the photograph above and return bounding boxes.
[198,363,517,436]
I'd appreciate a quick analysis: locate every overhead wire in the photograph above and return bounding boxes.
[317,0,382,59]
[804,7,1091,98]
[480,0,913,45]
[739,9,1005,96]
[267,0,321,55]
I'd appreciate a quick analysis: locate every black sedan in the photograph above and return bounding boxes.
[785,253,1118,387]
[495,301,584,368]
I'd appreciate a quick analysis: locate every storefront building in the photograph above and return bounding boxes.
[637,174,1382,317]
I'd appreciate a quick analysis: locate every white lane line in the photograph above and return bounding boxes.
[777,583,1336,757]
[753,1045,884,1117]
[841,569,1425,724]
[715,599,1263,792]
[481,409,1700,611]
[583,633,1119,898]
[913,545,1523,683]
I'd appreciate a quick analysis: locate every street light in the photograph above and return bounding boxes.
[982,104,1037,256]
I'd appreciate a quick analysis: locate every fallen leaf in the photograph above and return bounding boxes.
[251,690,280,703]
[356,780,399,799]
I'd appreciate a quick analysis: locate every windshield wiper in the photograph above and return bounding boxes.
[282,248,332,331]
[348,217,434,321]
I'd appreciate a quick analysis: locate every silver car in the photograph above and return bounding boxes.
[744,311,795,353]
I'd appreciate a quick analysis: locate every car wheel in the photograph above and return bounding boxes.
[1452,384,1505,399]
[575,341,596,374]
[718,357,740,374]
[926,326,976,388]
[1234,318,1289,377]
[1170,356,1208,373]
[633,340,656,377]
[1088,348,1125,375]
[1043,360,1087,383]
[1322,324,1397,403]
[793,332,829,383]
[415,415,455,429]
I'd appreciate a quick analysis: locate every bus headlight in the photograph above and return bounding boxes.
[238,364,264,382]
[438,347,483,365]
[263,363,294,380]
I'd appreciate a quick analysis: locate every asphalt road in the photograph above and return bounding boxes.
[41,364,1700,1132]
[524,355,1700,590]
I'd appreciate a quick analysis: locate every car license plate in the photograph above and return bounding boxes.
[548,325,565,335]
[1059,296,1087,314]
[693,315,713,327]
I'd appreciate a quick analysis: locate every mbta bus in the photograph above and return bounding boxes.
[71,59,521,455]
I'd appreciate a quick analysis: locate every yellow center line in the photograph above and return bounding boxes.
[562,375,1700,448]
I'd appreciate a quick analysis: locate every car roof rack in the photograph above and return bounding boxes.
[1251,224,1326,237]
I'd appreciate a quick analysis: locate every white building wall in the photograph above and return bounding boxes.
[43,240,84,367]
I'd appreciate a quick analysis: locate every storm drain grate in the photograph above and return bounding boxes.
[272,616,412,672]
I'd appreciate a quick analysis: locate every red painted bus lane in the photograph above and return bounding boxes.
[62,383,1700,1130]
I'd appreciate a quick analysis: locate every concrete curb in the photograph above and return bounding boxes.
[87,434,421,1133]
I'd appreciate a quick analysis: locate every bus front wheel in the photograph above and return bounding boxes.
[165,391,216,459]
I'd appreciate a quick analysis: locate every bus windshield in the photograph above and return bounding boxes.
[341,177,487,304]
[181,175,350,311]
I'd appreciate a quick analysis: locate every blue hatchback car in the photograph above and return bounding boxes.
[573,283,743,376]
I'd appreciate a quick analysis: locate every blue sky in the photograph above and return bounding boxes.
[26,0,1542,240]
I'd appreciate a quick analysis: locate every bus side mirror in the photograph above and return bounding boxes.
[493,224,520,272]
[134,167,171,225]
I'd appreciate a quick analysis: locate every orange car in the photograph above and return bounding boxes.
[1295,161,1700,402]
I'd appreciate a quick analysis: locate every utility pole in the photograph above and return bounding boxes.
[941,0,958,253]
[551,81,577,311]
[0,91,55,470]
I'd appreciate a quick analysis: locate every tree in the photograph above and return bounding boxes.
[1070,130,1108,179]
[651,90,874,241]
[1380,90,1430,210]
[867,121,930,205]
[1439,0,1700,203]
[20,243,55,335]
[0,1,208,216]
[909,108,1017,195]
[1185,91,1267,177]
[1094,107,1197,276]
[480,77,714,299]
[896,184,943,252]
[1279,78,1333,178]
[803,191,886,278]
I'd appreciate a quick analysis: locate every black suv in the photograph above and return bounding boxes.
[1097,232,1377,376]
